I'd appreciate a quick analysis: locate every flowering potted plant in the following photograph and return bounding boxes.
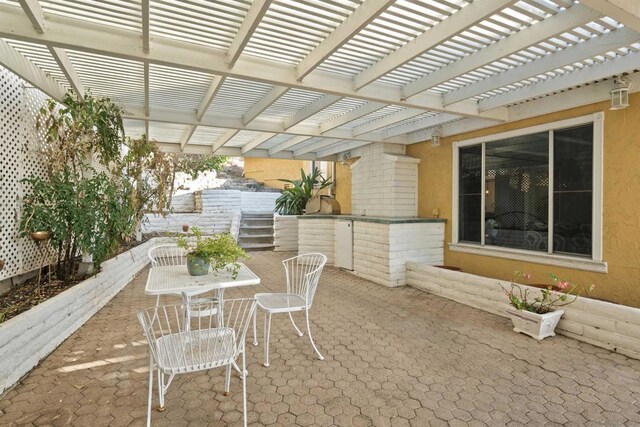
[175,227,247,277]
[503,272,594,340]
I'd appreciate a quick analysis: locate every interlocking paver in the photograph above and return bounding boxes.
[2,250,640,426]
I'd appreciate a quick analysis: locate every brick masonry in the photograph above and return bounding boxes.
[407,262,640,359]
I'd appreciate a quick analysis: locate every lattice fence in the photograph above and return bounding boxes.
[0,67,53,281]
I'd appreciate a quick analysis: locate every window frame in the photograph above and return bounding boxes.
[451,112,606,273]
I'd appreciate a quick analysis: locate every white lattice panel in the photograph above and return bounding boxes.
[0,66,53,280]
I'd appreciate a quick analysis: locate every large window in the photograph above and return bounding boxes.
[453,114,603,267]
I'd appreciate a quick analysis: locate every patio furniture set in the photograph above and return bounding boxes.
[140,245,328,426]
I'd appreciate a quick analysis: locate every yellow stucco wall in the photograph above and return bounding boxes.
[335,162,352,214]
[243,158,308,190]
[405,93,640,307]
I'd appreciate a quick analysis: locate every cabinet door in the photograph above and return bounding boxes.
[335,221,353,270]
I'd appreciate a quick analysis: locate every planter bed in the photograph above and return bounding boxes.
[407,262,640,359]
[0,238,159,394]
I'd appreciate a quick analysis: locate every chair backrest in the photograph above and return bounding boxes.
[283,253,327,308]
[137,298,257,372]
[148,244,187,268]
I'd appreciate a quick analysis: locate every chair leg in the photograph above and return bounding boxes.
[157,370,165,411]
[242,349,248,427]
[305,309,324,361]
[264,312,272,367]
[252,308,258,346]
[147,355,154,427]
[224,364,232,396]
[288,311,304,337]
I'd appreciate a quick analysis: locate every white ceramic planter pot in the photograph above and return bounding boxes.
[506,308,564,340]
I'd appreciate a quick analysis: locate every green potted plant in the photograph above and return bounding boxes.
[176,227,247,277]
[503,272,595,340]
[275,168,332,215]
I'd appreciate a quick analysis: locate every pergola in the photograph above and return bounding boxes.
[1,0,639,160]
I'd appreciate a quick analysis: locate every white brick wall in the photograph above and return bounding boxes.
[353,222,444,287]
[274,215,298,252]
[351,144,418,217]
[407,263,640,359]
[143,190,279,234]
[298,219,335,264]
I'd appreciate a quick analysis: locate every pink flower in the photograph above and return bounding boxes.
[588,284,596,292]
[523,273,531,279]
[557,280,569,290]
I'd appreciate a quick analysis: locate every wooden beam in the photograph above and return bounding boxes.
[0,5,504,120]
[353,108,424,136]
[17,0,45,33]
[227,0,273,67]
[143,61,149,117]
[241,132,277,154]
[196,75,226,121]
[293,138,341,157]
[444,27,640,106]
[48,46,84,97]
[156,141,322,160]
[283,94,342,130]
[142,0,149,53]
[382,113,460,139]
[316,140,370,158]
[212,129,238,153]
[179,125,197,150]
[581,0,640,33]
[402,4,601,98]
[319,102,386,133]
[268,135,312,156]
[297,1,394,80]
[0,38,64,100]
[353,0,516,90]
[243,86,287,124]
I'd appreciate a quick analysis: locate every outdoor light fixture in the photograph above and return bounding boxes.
[610,76,631,110]
[340,151,351,165]
[431,129,442,147]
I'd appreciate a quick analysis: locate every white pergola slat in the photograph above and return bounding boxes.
[0,0,638,159]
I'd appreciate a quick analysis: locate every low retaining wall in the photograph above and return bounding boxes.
[274,215,298,252]
[0,239,158,394]
[407,262,640,359]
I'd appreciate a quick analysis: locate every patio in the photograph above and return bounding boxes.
[1,250,639,426]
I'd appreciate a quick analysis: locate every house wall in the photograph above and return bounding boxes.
[335,162,352,214]
[404,93,640,308]
[243,158,307,189]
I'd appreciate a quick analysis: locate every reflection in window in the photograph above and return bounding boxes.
[459,146,482,243]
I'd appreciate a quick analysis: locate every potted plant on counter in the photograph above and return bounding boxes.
[176,227,247,277]
[503,272,595,340]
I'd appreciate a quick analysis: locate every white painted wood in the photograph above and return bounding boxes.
[383,113,460,139]
[179,125,197,150]
[444,27,640,106]
[296,1,394,80]
[480,50,640,111]
[243,86,288,125]
[241,132,277,154]
[293,138,341,157]
[284,94,342,130]
[143,61,149,117]
[354,0,516,90]
[48,46,84,97]
[274,215,298,252]
[17,0,46,33]
[320,102,386,133]
[0,39,65,100]
[592,112,604,262]
[0,5,499,120]
[227,0,273,67]
[335,220,353,270]
[407,263,640,359]
[353,109,424,136]
[157,142,321,160]
[316,140,371,159]
[581,0,640,33]
[402,4,601,98]
[268,135,312,156]
[196,75,226,121]
[0,238,156,394]
[212,129,239,153]
[141,0,149,53]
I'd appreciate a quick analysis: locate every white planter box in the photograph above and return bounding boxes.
[507,308,564,340]
[0,238,158,394]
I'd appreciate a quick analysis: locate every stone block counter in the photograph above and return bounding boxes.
[297,215,446,287]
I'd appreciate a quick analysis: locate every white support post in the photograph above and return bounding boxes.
[296,1,394,80]
[227,0,273,67]
[353,0,516,90]
[402,4,601,98]
[142,0,150,53]
[48,46,84,98]
[144,62,150,117]
[241,132,277,154]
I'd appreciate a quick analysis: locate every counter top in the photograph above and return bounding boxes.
[297,215,446,224]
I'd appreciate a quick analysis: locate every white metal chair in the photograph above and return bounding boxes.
[253,253,327,367]
[147,244,217,319]
[138,298,257,427]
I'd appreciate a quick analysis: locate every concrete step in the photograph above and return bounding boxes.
[240,243,275,250]
[239,233,273,239]
[240,225,273,230]
[241,211,274,217]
